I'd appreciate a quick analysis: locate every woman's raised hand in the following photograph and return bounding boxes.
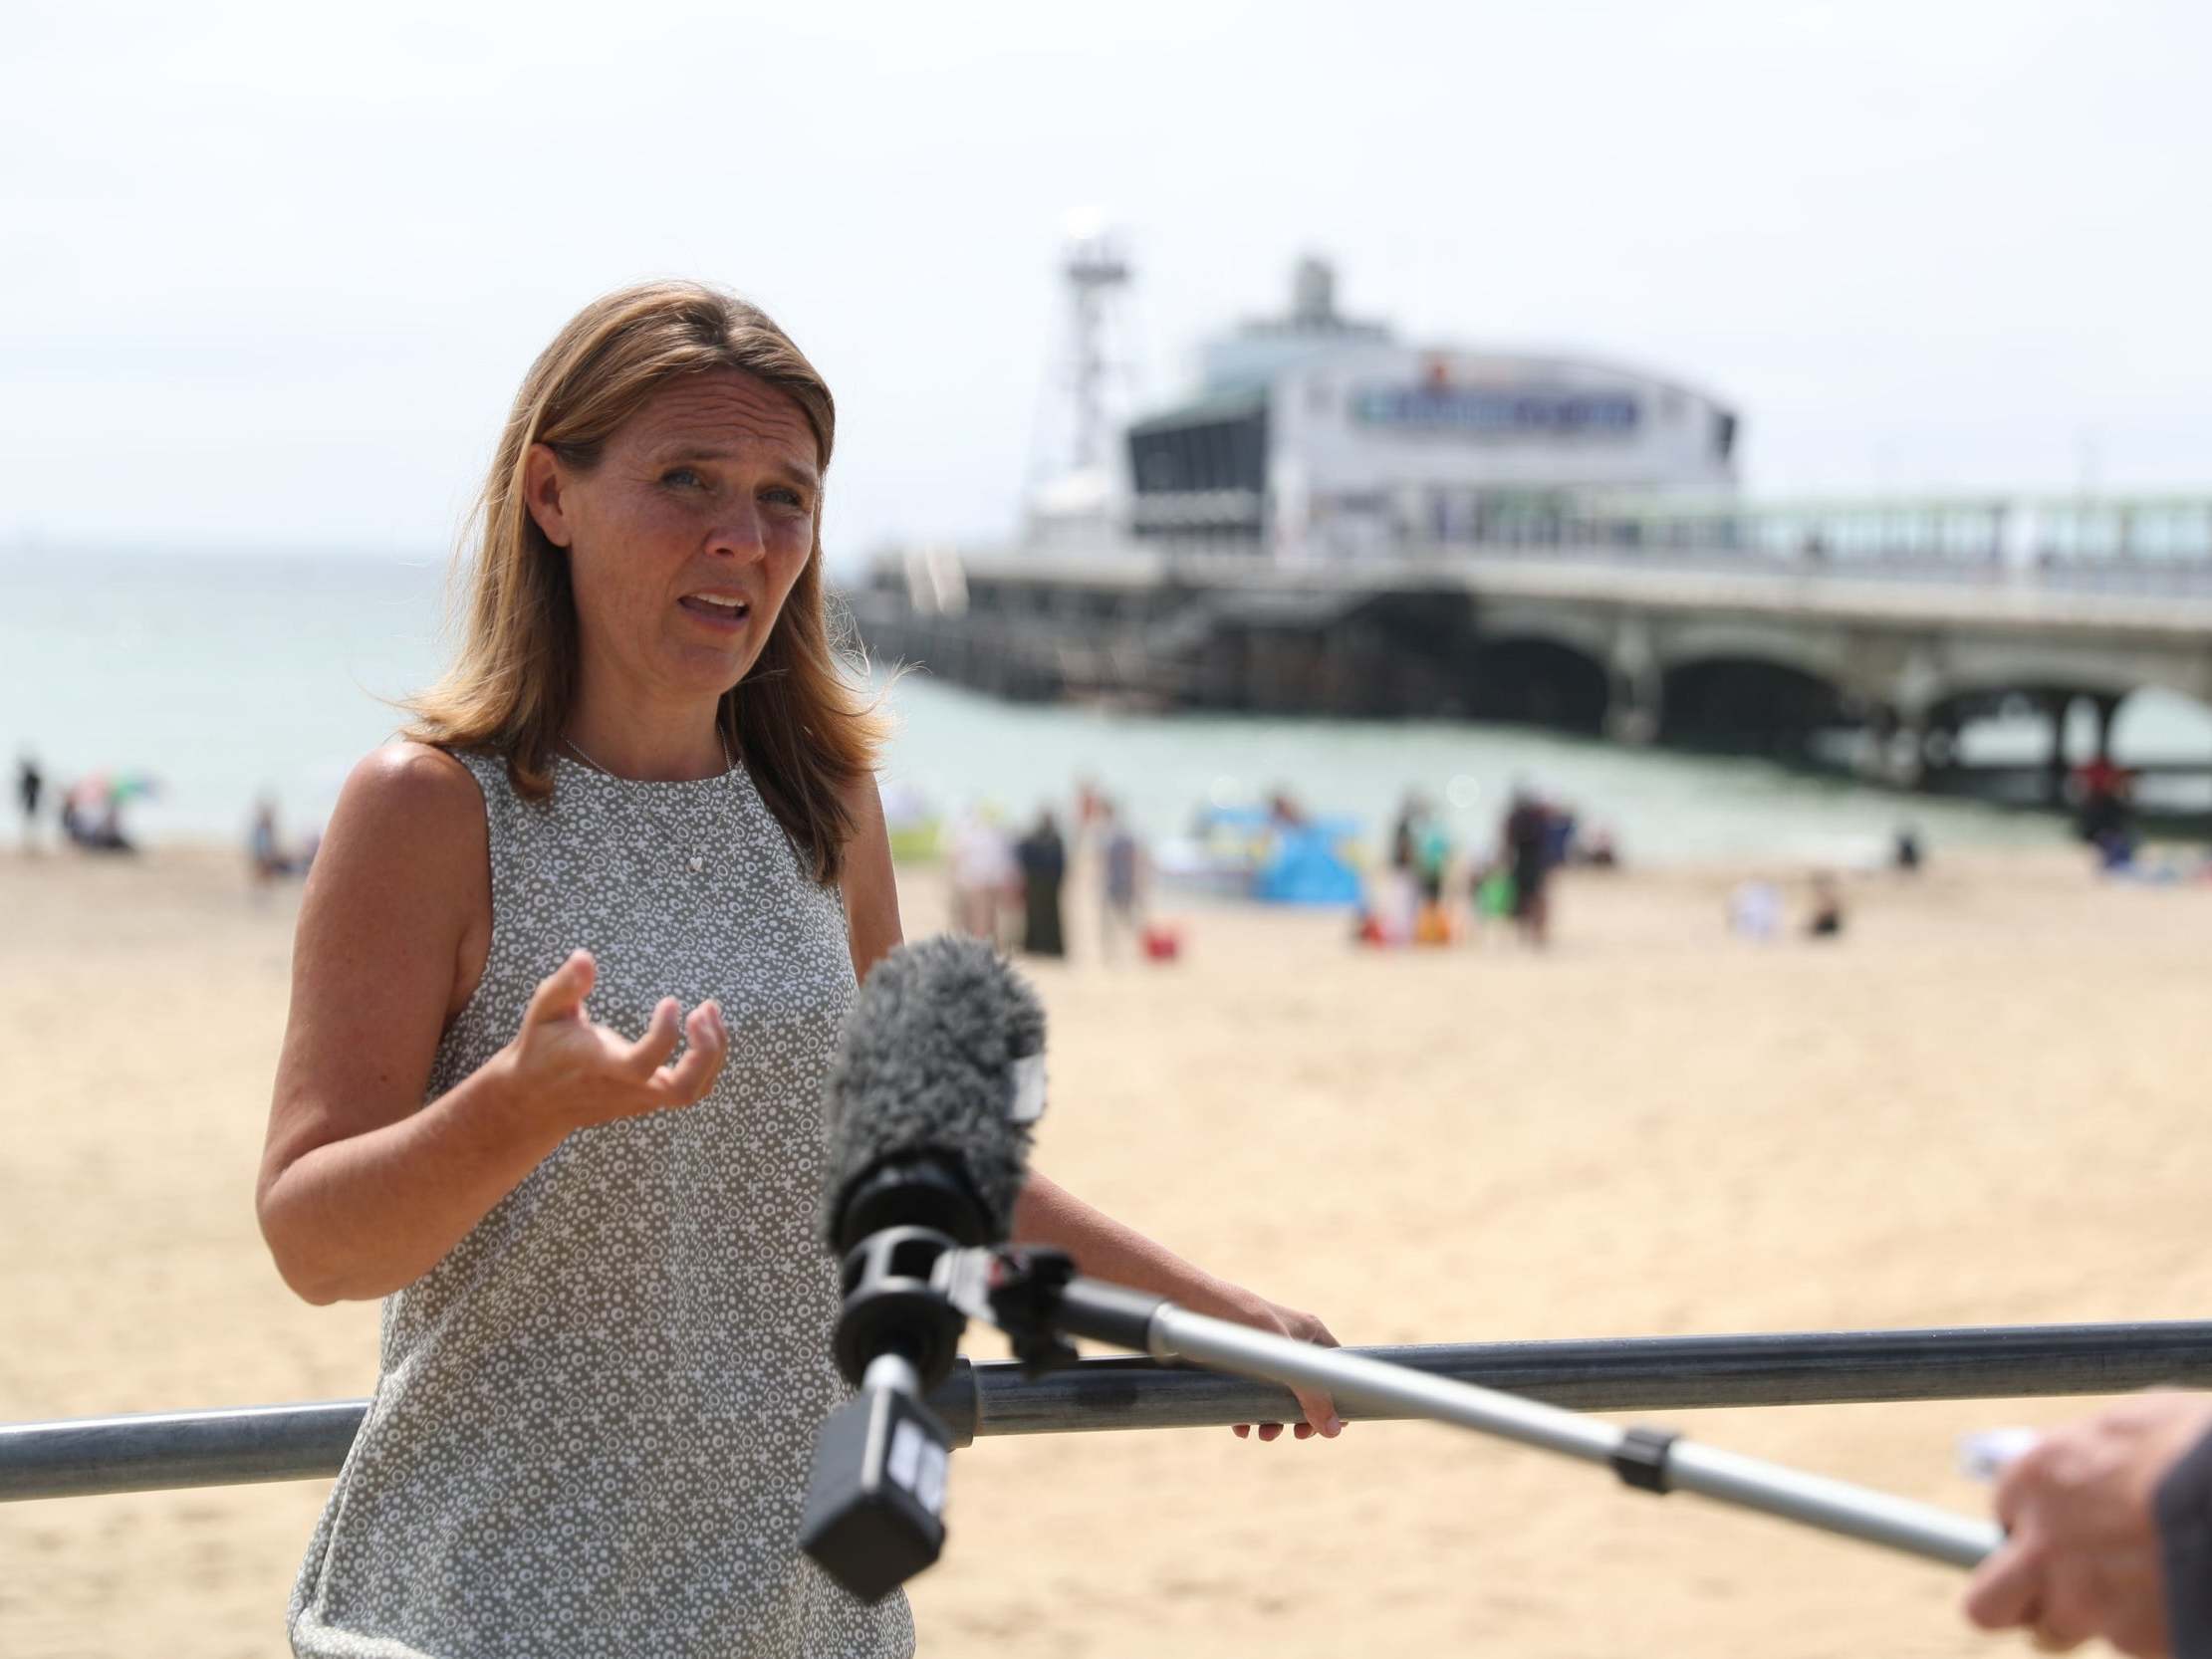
[502,949,728,1131]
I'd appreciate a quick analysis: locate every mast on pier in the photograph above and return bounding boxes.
[1059,211,1132,475]
[1024,211,1136,552]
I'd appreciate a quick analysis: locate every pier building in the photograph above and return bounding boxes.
[852,254,2212,806]
[1091,258,1738,559]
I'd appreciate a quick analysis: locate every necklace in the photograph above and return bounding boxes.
[563,729,736,875]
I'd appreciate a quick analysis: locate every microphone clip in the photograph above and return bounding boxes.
[974,1247,1083,1377]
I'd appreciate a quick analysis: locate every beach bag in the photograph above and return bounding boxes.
[1476,870,1517,918]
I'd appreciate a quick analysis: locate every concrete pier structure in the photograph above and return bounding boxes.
[846,498,2212,806]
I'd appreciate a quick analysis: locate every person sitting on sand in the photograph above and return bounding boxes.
[1728,879,1782,941]
[61,785,134,853]
[254,281,1341,1659]
[1807,872,1844,939]
[248,796,315,885]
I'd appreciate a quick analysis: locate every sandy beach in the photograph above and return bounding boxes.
[5,838,2211,1658]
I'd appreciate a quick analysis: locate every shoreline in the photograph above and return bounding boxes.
[7,826,2107,877]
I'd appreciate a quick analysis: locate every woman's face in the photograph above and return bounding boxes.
[526,367,820,708]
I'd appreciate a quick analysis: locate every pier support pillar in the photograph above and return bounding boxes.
[2041,691,2073,808]
[1605,671,1660,745]
[1889,709,1929,790]
[2092,695,2123,765]
[1921,716,1962,787]
[1605,622,1660,745]
[1857,704,1928,789]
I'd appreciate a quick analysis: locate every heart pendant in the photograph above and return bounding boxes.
[688,855,703,872]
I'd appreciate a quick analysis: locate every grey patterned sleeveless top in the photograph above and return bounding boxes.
[288,749,914,1659]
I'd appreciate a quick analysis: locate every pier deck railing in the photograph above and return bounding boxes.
[1108,494,2212,596]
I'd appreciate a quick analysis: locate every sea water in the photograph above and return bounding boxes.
[6,546,2206,866]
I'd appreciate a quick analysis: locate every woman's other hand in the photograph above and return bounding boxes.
[1219,1293,1345,1443]
[1005,1172,1346,1446]
[503,949,728,1130]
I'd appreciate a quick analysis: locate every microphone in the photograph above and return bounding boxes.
[800,935,1046,1602]
[821,932,1044,1260]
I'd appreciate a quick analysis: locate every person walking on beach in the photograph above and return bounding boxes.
[16,752,42,850]
[948,802,1017,945]
[1015,807,1068,958]
[1503,789,1554,947]
[254,282,1340,1659]
[1099,800,1146,961]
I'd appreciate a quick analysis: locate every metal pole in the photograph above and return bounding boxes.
[0,1401,366,1503]
[1144,1304,2002,1570]
[964,1319,2212,1436]
[7,1320,2211,1505]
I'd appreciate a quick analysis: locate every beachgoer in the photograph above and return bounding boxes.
[948,804,1017,943]
[1073,776,1107,841]
[1415,815,1452,908]
[249,796,295,885]
[62,780,133,853]
[1542,808,1578,870]
[1389,793,1420,881]
[1100,801,1145,961]
[1807,872,1844,939]
[1015,808,1068,958]
[2096,825,2142,872]
[1503,791,1553,946]
[254,282,1341,1659]
[1894,825,1923,873]
[1965,1392,2212,1656]
[2078,755,2133,847]
[16,752,42,849]
[1728,879,1782,941]
[1470,860,1516,942]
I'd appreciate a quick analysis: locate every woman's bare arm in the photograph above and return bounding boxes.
[1012,1169,1343,1439]
[840,773,902,983]
[255,745,729,1304]
[255,745,546,1304]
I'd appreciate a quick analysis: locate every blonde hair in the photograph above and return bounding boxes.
[403,280,883,884]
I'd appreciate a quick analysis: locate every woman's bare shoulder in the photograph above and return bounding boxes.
[316,742,490,901]
[297,743,493,1012]
[346,739,480,808]
[334,742,485,833]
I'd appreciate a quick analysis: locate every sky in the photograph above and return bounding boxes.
[4,0,2209,570]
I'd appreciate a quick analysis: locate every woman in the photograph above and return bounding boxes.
[255,281,1338,1659]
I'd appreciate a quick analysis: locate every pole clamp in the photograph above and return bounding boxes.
[1610,1425,1680,1494]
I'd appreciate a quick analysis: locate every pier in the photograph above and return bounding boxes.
[847,495,2212,806]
